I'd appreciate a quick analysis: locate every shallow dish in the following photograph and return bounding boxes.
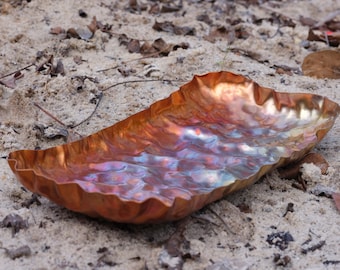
[8,71,340,223]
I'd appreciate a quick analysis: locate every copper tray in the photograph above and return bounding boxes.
[8,71,340,223]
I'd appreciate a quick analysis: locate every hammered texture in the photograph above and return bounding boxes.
[8,72,340,223]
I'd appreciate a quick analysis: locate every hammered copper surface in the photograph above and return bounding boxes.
[8,71,340,223]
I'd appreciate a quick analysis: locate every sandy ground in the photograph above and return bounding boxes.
[0,1,339,269]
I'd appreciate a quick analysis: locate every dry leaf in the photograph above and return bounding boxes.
[160,3,182,13]
[50,26,65,35]
[276,66,301,75]
[127,39,140,53]
[66,27,81,39]
[302,50,340,79]
[270,12,296,28]
[204,25,249,43]
[152,21,196,36]
[149,4,160,14]
[70,27,93,40]
[5,245,31,260]
[278,152,329,179]
[1,214,28,236]
[73,55,84,65]
[307,29,340,47]
[117,66,136,77]
[128,0,147,12]
[119,34,189,57]
[52,16,109,41]
[139,41,157,55]
[0,71,24,88]
[51,59,65,76]
[197,14,213,26]
[36,55,65,76]
[87,16,97,34]
[299,16,317,27]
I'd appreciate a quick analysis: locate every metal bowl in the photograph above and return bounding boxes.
[8,71,340,223]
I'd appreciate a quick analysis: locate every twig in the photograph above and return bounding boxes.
[72,92,103,128]
[33,102,66,127]
[97,46,176,72]
[97,54,158,73]
[268,27,283,39]
[323,260,340,266]
[96,64,119,73]
[301,240,326,254]
[191,214,220,227]
[34,92,103,132]
[33,102,83,139]
[207,207,236,235]
[101,78,182,92]
[314,10,340,28]
[0,63,35,80]
[324,31,330,47]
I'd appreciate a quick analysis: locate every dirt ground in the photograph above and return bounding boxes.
[0,0,339,269]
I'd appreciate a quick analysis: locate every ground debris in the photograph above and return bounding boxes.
[4,245,31,260]
[307,29,340,47]
[34,124,69,141]
[50,16,112,40]
[127,0,148,13]
[305,10,340,47]
[279,153,329,179]
[152,21,196,36]
[33,101,90,143]
[332,192,340,212]
[237,202,252,213]
[71,75,99,92]
[78,9,88,18]
[282,202,294,217]
[273,253,291,267]
[119,34,189,57]
[21,194,42,208]
[158,221,200,270]
[150,1,182,14]
[273,64,301,76]
[204,25,250,44]
[36,54,65,76]
[0,71,24,89]
[1,214,28,236]
[323,260,340,266]
[301,240,325,254]
[278,152,329,191]
[310,184,335,198]
[96,253,118,267]
[94,246,119,267]
[206,258,251,270]
[266,231,294,251]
